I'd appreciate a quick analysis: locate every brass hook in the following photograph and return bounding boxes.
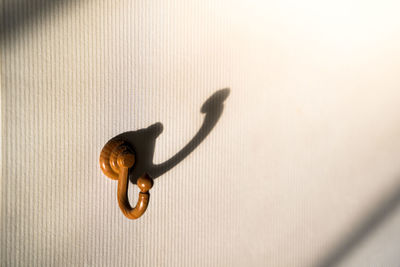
[99,139,153,219]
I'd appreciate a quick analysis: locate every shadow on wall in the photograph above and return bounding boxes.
[111,88,230,184]
[313,180,400,267]
[0,0,76,43]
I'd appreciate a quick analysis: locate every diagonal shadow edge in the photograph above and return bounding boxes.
[313,179,400,267]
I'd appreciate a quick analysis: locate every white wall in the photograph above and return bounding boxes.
[2,0,400,266]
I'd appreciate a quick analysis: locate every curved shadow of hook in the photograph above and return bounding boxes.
[113,88,230,184]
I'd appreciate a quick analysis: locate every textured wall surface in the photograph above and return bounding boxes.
[2,0,400,266]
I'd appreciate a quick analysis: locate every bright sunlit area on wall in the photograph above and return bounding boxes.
[2,0,400,267]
